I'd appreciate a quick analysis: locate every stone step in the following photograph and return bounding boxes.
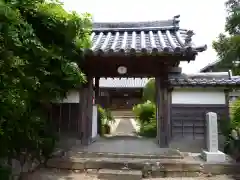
[46,157,202,178]
[65,150,184,159]
[112,111,135,117]
[98,169,142,180]
[25,168,239,180]
[46,156,240,178]
[113,115,135,118]
[113,113,134,115]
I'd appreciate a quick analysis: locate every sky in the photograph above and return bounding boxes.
[63,0,228,73]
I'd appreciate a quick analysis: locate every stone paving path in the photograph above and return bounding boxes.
[113,118,136,136]
[25,169,236,180]
[57,118,180,156]
[71,136,170,155]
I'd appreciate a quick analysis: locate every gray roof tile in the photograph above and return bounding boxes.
[168,78,240,87]
[86,16,207,56]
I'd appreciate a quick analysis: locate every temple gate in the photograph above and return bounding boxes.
[75,16,207,147]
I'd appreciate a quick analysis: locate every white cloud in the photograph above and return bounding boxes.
[63,0,227,73]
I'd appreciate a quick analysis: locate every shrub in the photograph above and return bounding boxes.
[232,106,240,127]
[231,98,240,123]
[105,108,115,123]
[219,99,240,160]
[0,165,11,180]
[132,101,155,124]
[138,114,157,137]
[97,106,114,124]
[97,106,114,135]
[98,106,107,124]
[142,79,155,102]
[225,128,240,161]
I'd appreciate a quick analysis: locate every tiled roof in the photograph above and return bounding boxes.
[199,60,220,72]
[168,78,240,87]
[175,72,231,80]
[169,73,240,87]
[87,16,207,57]
[97,73,240,88]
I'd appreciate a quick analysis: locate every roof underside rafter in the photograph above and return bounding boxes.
[85,15,207,60]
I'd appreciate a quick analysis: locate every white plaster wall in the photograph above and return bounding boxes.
[230,90,240,98]
[172,90,225,104]
[62,91,79,103]
[92,105,98,138]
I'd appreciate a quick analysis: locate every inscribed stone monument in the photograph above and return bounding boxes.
[206,112,218,152]
[202,112,226,162]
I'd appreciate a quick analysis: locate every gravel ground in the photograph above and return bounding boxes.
[24,168,237,180]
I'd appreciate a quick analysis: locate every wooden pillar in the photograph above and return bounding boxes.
[86,76,93,144]
[167,88,173,140]
[95,77,100,104]
[95,77,102,135]
[78,76,94,145]
[155,75,171,148]
[155,77,161,144]
[79,87,86,142]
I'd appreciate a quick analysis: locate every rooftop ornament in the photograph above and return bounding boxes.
[173,14,180,27]
[184,30,195,47]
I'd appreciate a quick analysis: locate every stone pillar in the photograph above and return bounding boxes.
[202,112,225,162]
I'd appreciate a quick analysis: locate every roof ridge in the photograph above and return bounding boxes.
[93,15,180,31]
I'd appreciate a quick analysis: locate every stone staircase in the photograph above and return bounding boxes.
[111,110,135,119]
[46,150,240,179]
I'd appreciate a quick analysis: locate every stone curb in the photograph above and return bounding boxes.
[98,169,142,180]
[66,151,183,159]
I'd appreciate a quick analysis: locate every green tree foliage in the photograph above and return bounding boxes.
[138,118,157,137]
[219,99,240,156]
[213,0,240,75]
[132,101,156,137]
[0,0,91,177]
[231,98,240,123]
[142,78,155,102]
[138,79,157,137]
[132,101,156,124]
